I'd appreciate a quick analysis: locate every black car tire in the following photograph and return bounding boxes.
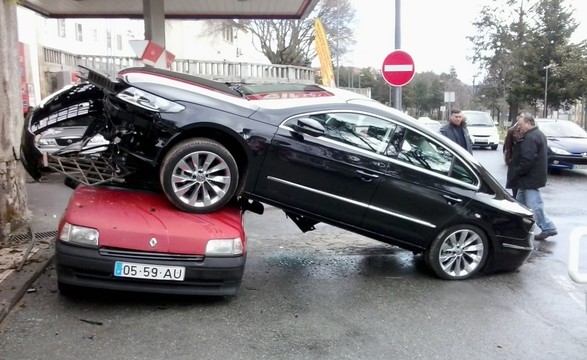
[491,145,498,150]
[160,138,239,213]
[426,224,489,280]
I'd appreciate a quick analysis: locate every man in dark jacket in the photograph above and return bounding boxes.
[440,109,473,154]
[508,112,557,241]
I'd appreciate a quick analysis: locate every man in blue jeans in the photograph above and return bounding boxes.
[509,112,557,240]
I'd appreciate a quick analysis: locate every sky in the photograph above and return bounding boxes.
[347,0,587,85]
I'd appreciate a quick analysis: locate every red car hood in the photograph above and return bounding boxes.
[62,185,245,254]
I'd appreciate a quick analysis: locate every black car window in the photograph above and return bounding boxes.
[388,127,453,175]
[307,112,395,154]
[386,126,477,185]
[450,158,476,184]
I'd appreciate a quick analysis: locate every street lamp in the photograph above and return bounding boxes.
[544,64,551,118]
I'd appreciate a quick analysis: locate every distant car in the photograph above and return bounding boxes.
[462,110,499,150]
[535,118,587,172]
[56,185,247,296]
[417,117,442,132]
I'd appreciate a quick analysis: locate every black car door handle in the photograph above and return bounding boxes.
[443,195,463,204]
[356,170,379,181]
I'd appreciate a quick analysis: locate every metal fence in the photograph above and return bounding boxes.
[43,47,315,84]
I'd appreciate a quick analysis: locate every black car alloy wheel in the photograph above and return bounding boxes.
[426,224,489,280]
[160,138,239,213]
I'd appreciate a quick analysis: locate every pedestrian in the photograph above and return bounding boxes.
[503,121,523,198]
[509,112,557,241]
[440,109,473,154]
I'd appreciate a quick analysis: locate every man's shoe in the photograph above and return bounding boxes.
[535,229,558,241]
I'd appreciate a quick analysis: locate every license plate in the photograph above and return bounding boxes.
[114,261,185,281]
[574,165,587,170]
[475,139,488,144]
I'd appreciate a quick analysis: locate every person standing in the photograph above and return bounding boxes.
[509,112,557,241]
[440,109,473,154]
[503,121,523,198]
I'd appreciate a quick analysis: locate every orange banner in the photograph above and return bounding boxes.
[314,18,335,87]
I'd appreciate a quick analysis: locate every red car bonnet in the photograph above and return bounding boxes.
[61,185,245,254]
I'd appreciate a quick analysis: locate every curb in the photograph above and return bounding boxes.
[0,247,55,324]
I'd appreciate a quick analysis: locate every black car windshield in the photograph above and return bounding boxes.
[463,112,494,126]
[538,120,587,138]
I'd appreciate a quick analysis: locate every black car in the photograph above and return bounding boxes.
[535,118,587,172]
[21,67,535,280]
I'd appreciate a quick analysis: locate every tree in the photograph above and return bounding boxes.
[0,0,29,237]
[469,0,587,120]
[205,0,356,66]
[525,0,587,113]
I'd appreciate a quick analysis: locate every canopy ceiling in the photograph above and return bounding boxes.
[19,0,319,19]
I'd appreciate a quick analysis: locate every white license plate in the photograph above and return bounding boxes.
[574,165,587,170]
[114,261,185,281]
[475,140,488,144]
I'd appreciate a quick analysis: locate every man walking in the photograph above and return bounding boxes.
[440,109,473,154]
[509,112,557,241]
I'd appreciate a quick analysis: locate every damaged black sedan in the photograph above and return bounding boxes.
[21,67,535,280]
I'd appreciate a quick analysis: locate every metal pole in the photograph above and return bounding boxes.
[336,0,340,87]
[394,0,402,110]
[543,65,550,117]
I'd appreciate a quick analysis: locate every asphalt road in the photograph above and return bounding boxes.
[1,146,586,360]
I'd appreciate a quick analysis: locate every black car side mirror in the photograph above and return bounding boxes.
[291,118,325,137]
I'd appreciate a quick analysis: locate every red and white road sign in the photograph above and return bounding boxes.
[381,50,415,87]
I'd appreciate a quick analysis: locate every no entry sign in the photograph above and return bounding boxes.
[381,50,415,87]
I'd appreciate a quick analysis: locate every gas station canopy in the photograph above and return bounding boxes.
[19,0,319,19]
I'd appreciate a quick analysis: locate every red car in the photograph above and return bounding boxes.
[56,185,246,296]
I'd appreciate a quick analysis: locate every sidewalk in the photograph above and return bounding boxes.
[0,172,73,323]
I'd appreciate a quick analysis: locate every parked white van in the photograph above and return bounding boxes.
[462,110,499,150]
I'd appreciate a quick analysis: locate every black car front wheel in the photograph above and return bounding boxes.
[160,138,239,213]
[426,225,489,280]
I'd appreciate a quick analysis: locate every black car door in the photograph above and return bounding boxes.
[362,125,479,249]
[254,111,393,227]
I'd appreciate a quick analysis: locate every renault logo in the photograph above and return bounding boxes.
[149,237,158,247]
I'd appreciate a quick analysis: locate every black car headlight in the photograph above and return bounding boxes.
[116,87,185,113]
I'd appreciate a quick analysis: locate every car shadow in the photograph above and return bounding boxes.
[57,286,234,308]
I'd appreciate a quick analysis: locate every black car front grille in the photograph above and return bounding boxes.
[99,248,205,262]
[55,138,82,146]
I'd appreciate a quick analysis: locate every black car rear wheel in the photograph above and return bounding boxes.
[160,138,239,213]
[426,225,488,280]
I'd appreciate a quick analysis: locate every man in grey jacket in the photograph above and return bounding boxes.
[509,112,557,241]
[440,109,473,154]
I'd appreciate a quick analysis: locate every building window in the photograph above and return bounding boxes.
[75,23,83,42]
[57,19,66,38]
[116,34,123,50]
[106,30,112,50]
[222,24,234,43]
